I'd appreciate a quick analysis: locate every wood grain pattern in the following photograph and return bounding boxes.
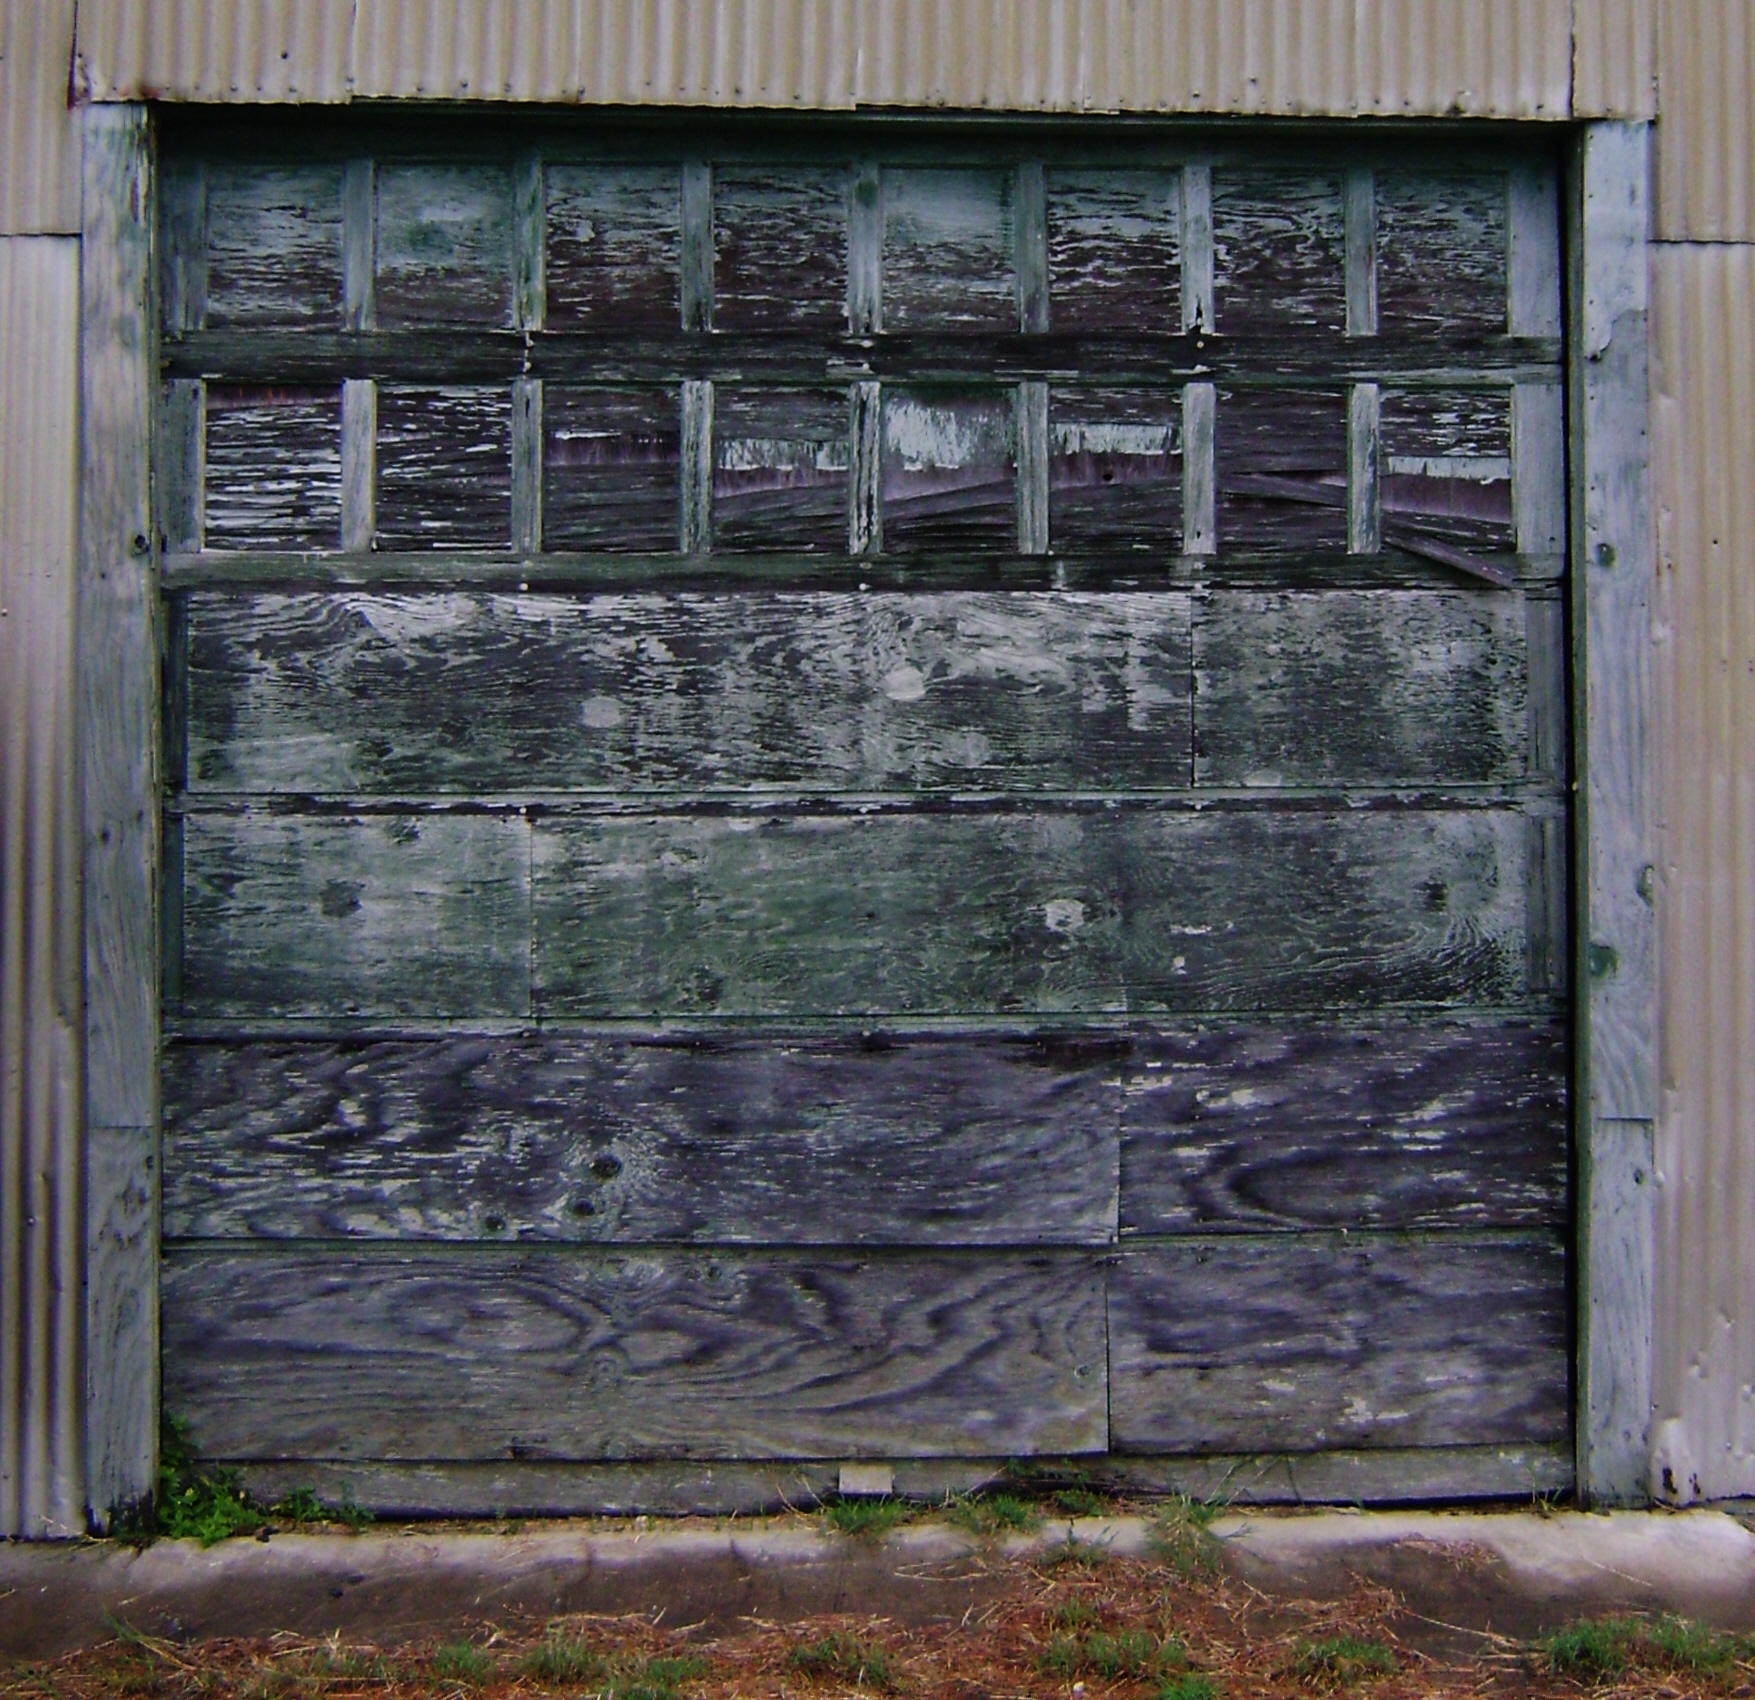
[162,1035,1122,1245]
[1110,1232,1569,1452]
[1215,389,1346,550]
[546,166,679,331]
[1047,170,1180,333]
[180,812,530,1019]
[183,590,1191,797]
[1193,589,1527,786]
[1211,173,1344,335]
[1049,389,1181,553]
[716,168,846,332]
[883,169,1016,331]
[85,1126,157,1524]
[204,386,341,552]
[1377,173,1507,339]
[157,380,204,555]
[205,166,343,328]
[530,807,1527,1019]
[1120,1020,1567,1234]
[79,103,159,1521]
[712,389,848,552]
[374,165,513,329]
[882,390,1016,551]
[544,387,680,551]
[1381,388,1514,553]
[162,1247,1109,1460]
[375,385,510,549]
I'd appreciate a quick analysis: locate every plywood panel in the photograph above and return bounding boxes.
[162,1246,1108,1460]
[162,1035,1121,1245]
[184,590,1192,796]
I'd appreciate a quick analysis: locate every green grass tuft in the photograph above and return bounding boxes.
[790,1631,901,1690]
[1149,1494,1223,1577]
[614,1654,708,1700]
[429,1642,497,1687]
[1540,1618,1634,1679]
[1158,1676,1220,1700]
[1293,1635,1398,1683]
[518,1636,604,1684]
[1644,1615,1755,1673]
[821,1495,912,1538]
[1039,1626,1185,1681]
[946,1491,1038,1536]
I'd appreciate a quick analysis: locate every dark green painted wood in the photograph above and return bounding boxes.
[161,1035,1122,1245]
[179,813,530,1018]
[161,1247,1109,1460]
[1110,1232,1568,1452]
[529,807,1529,1019]
[1193,589,1528,786]
[183,590,1192,796]
[1120,1020,1567,1233]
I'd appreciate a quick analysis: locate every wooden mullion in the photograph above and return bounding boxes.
[1182,383,1215,555]
[680,380,713,555]
[513,150,545,334]
[79,102,159,1531]
[1344,166,1378,338]
[1180,164,1212,334]
[512,379,543,555]
[1348,382,1381,555]
[340,380,377,553]
[156,381,204,556]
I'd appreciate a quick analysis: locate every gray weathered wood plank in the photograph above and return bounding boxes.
[1120,1020,1567,1234]
[712,388,847,553]
[161,1035,1122,1245]
[530,807,1529,1019]
[1046,169,1180,334]
[157,160,207,333]
[204,386,342,552]
[205,166,343,328]
[161,1247,1109,1460]
[1048,388,1181,552]
[1377,172,1508,338]
[1182,382,1214,554]
[546,166,679,332]
[680,379,713,553]
[680,162,713,333]
[1348,382,1380,553]
[157,380,204,555]
[341,159,375,333]
[716,167,846,332]
[1212,171,1344,334]
[882,168,1016,331]
[339,379,375,551]
[1344,166,1376,337]
[1180,165,1212,334]
[375,164,513,329]
[511,377,542,553]
[180,812,531,1019]
[375,385,510,549]
[184,590,1192,796]
[1193,589,1527,786]
[512,153,545,332]
[79,103,158,1524]
[544,386,680,552]
[1111,1232,1569,1452]
[849,380,882,553]
[881,389,1016,552]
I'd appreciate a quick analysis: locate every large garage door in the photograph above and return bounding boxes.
[157,115,1570,1504]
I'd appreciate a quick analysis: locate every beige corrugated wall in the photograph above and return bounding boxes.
[0,234,84,1540]
[4,2,1754,1526]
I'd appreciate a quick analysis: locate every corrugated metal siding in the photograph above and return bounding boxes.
[0,236,84,1540]
[72,0,353,103]
[1650,243,1755,1504]
[0,0,79,234]
[1656,0,1755,239]
[1574,0,1658,119]
[76,0,1576,115]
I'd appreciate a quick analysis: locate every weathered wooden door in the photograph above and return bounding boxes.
[158,116,1570,1507]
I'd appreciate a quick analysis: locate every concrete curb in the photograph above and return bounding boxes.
[4,1510,1752,1663]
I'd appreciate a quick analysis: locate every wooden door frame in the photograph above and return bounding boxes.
[72,107,1657,1527]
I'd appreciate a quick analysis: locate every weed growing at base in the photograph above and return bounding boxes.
[820,1495,912,1537]
[1293,1634,1398,1682]
[790,1630,901,1690]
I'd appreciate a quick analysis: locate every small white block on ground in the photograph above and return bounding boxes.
[839,1463,895,1498]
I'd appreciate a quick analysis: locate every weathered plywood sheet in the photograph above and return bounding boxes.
[162,1247,1108,1459]
[530,808,1529,1019]
[179,812,531,1018]
[1193,590,1527,787]
[1110,1232,1569,1452]
[184,591,1192,796]
[162,1035,1122,1245]
[1121,1021,1567,1234]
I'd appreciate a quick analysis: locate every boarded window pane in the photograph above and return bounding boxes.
[1382,389,1514,553]
[1216,389,1347,551]
[713,390,848,552]
[546,166,680,331]
[376,386,511,549]
[716,169,847,332]
[883,390,1016,552]
[1378,173,1508,338]
[1047,170,1181,332]
[1213,173,1345,335]
[375,166,513,329]
[544,388,680,551]
[1049,389,1182,551]
[883,169,1016,331]
[206,167,344,328]
[205,386,341,551]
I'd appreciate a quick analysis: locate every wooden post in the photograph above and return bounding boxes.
[79,103,159,1529]
[1571,122,1656,1508]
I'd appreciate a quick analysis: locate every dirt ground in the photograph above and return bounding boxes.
[7,1508,1754,1700]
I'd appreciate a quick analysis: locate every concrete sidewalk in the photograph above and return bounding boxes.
[4,1509,1753,1663]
